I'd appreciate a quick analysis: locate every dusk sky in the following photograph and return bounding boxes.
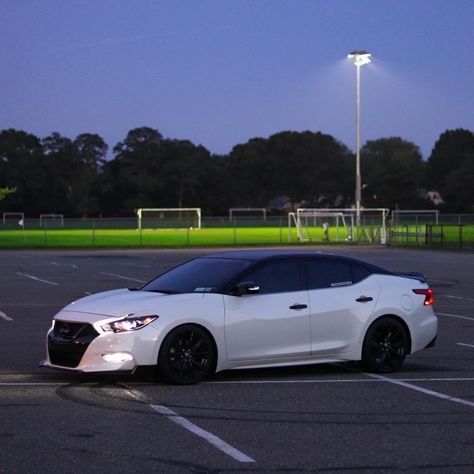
[1,0,473,159]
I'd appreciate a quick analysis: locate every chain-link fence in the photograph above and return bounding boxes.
[388,225,474,250]
[1,215,474,249]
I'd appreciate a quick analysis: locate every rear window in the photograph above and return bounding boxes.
[306,260,353,289]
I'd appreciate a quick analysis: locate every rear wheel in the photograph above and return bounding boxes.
[362,317,409,373]
[158,324,215,385]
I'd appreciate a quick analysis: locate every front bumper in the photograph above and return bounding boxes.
[43,319,160,373]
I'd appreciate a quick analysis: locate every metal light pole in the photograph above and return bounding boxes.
[347,50,371,227]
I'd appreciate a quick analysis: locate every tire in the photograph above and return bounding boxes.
[158,324,215,385]
[361,317,409,373]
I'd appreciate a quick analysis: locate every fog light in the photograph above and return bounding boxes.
[101,353,134,363]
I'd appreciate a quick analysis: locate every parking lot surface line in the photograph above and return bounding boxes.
[0,311,13,321]
[15,272,59,286]
[0,382,68,386]
[99,271,147,283]
[366,373,474,409]
[150,404,256,463]
[51,261,78,269]
[438,312,474,322]
[442,294,474,302]
[206,377,474,385]
[457,343,474,349]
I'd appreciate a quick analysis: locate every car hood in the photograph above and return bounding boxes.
[55,288,204,322]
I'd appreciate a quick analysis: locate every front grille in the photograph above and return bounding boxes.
[48,320,99,368]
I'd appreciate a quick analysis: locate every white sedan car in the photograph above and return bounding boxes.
[41,250,438,384]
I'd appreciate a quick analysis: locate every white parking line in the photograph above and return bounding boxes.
[366,373,474,409]
[51,261,78,269]
[206,377,474,385]
[150,404,255,463]
[2,377,474,387]
[0,311,14,321]
[457,343,474,349]
[438,312,474,322]
[15,272,59,286]
[440,294,474,302]
[100,272,146,283]
[0,382,67,386]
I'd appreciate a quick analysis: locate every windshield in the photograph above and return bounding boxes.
[142,257,252,294]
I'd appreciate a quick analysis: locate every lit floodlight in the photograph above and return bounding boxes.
[348,50,372,67]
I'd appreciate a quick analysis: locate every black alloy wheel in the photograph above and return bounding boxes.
[362,317,409,373]
[158,324,215,384]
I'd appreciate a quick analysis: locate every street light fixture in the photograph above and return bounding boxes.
[347,50,371,227]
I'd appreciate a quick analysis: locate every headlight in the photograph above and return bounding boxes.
[102,315,158,333]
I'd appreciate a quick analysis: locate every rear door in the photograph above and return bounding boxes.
[306,259,380,356]
[223,259,311,361]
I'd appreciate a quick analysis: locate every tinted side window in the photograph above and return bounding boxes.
[351,264,370,283]
[306,260,352,289]
[243,261,301,294]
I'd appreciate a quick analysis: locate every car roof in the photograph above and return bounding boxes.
[202,249,392,274]
[204,249,323,260]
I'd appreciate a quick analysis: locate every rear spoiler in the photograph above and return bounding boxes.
[395,272,427,284]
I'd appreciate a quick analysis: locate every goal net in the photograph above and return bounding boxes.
[2,212,25,227]
[40,214,64,228]
[137,208,201,230]
[289,209,350,242]
[289,208,389,243]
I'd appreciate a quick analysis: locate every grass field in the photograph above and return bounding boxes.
[0,225,471,249]
[0,227,314,248]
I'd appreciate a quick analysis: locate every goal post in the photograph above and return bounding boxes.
[137,208,201,230]
[289,208,389,244]
[289,209,351,243]
[40,214,64,228]
[2,212,25,227]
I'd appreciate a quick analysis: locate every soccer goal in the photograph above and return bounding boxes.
[40,214,64,228]
[137,208,201,230]
[229,208,267,221]
[391,209,439,226]
[289,208,390,244]
[2,212,25,227]
[289,209,351,242]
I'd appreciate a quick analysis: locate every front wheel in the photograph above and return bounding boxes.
[158,324,215,384]
[362,317,409,373]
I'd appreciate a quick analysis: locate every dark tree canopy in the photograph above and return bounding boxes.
[228,131,354,209]
[1,126,473,217]
[427,129,474,211]
[361,137,428,210]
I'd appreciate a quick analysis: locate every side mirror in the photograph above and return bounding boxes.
[232,281,260,296]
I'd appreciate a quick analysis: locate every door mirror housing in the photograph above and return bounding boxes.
[231,281,260,296]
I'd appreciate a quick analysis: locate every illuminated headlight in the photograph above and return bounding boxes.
[101,353,134,363]
[101,315,158,333]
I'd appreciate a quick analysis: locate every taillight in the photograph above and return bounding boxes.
[413,288,434,306]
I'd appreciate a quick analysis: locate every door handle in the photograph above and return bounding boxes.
[289,304,308,310]
[356,296,373,303]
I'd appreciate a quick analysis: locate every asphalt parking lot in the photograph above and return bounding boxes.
[0,246,473,473]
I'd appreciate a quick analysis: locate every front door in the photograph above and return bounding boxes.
[224,260,310,361]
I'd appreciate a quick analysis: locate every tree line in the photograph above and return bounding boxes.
[0,127,473,217]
